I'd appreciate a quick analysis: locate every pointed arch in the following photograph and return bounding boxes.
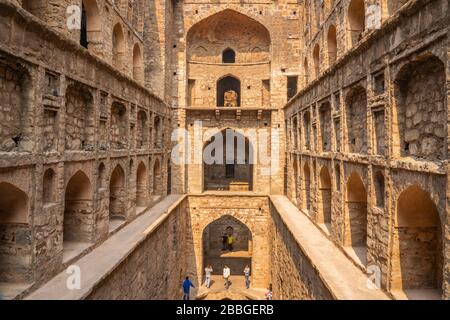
[217,75,241,107]
[222,48,236,63]
[133,43,144,83]
[327,24,337,65]
[0,182,30,282]
[313,44,320,78]
[112,23,126,69]
[80,0,102,49]
[187,9,271,63]
[302,162,311,212]
[391,186,442,293]
[110,164,126,222]
[0,182,28,224]
[292,157,299,202]
[345,172,367,260]
[202,215,253,276]
[318,166,332,225]
[64,171,93,243]
[347,0,365,47]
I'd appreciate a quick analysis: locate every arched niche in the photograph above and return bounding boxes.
[217,75,241,107]
[203,129,253,191]
[391,186,442,294]
[202,215,252,276]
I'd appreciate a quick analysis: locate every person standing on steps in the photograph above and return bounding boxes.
[265,284,273,300]
[227,233,234,251]
[204,265,213,289]
[243,265,251,289]
[182,276,195,300]
[223,265,231,289]
[222,233,228,251]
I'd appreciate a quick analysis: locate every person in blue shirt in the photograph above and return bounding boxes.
[182,276,195,300]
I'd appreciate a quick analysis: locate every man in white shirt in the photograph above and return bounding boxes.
[243,265,251,289]
[223,265,231,289]
[204,265,213,288]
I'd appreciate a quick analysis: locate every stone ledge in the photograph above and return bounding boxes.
[269,195,390,300]
[25,194,186,300]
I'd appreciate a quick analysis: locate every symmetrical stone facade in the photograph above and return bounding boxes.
[0,0,448,301]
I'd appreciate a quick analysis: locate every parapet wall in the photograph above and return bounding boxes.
[28,194,387,300]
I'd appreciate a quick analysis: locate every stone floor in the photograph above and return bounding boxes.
[196,275,266,300]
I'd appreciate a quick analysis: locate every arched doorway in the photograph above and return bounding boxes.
[80,0,101,49]
[313,44,320,79]
[345,172,367,265]
[391,186,442,297]
[133,43,144,82]
[109,165,126,230]
[347,0,365,47]
[203,129,253,191]
[217,76,241,107]
[112,23,126,69]
[318,166,332,230]
[202,215,252,287]
[292,157,299,203]
[302,163,311,212]
[327,25,337,65]
[0,182,30,283]
[64,171,93,247]
[222,48,236,63]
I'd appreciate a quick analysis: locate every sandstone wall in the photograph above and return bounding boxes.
[285,0,449,299]
[170,1,304,195]
[18,0,146,83]
[87,200,189,300]
[269,201,334,300]
[0,0,172,292]
[185,109,276,194]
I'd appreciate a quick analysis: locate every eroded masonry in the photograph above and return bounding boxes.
[0,0,448,300]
